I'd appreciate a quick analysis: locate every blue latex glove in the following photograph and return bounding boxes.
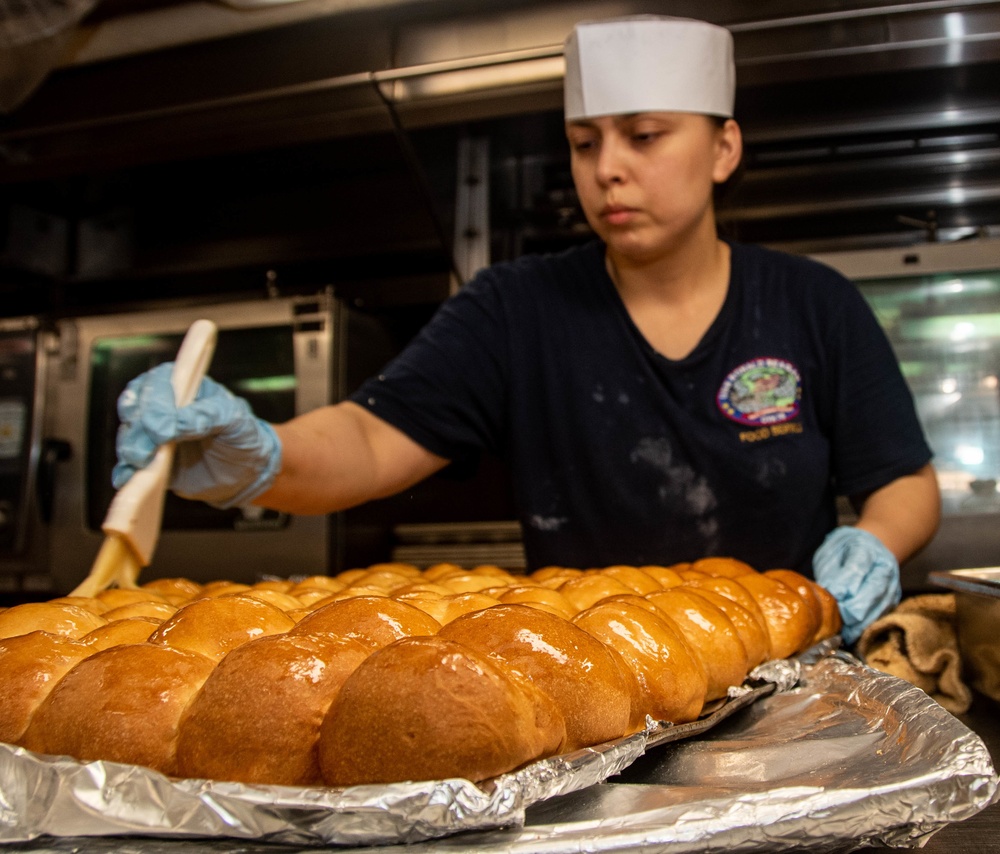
[812,526,901,645]
[113,362,282,509]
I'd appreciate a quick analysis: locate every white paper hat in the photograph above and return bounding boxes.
[564,15,735,121]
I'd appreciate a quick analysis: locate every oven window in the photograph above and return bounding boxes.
[87,325,296,531]
[857,270,1000,516]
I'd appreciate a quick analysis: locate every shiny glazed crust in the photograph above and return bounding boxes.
[0,558,841,786]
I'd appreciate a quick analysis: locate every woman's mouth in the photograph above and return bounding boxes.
[600,204,636,225]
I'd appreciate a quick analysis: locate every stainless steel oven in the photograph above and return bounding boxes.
[37,293,345,594]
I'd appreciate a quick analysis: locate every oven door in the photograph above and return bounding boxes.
[0,318,49,583]
[43,294,343,593]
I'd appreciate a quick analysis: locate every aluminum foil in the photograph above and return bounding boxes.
[0,648,995,852]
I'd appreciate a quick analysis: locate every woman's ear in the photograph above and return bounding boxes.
[713,118,743,183]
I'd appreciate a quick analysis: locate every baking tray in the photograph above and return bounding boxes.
[0,660,790,848]
[1,643,996,852]
[929,567,1000,597]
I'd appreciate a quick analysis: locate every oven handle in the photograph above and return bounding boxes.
[37,438,71,524]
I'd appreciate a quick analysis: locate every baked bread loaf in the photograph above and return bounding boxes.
[498,585,577,619]
[80,617,162,651]
[732,572,814,658]
[0,632,91,745]
[289,596,440,649]
[682,587,770,669]
[318,635,566,785]
[141,577,203,604]
[438,604,637,750]
[22,643,216,776]
[572,600,707,724]
[177,633,371,785]
[0,602,107,641]
[148,593,295,662]
[1,555,843,788]
[644,588,750,700]
[101,601,177,621]
[765,569,843,644]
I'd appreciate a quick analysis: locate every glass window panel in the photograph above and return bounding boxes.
[858,271,1000,516]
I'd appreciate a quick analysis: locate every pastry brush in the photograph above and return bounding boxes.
[72,319,218,597]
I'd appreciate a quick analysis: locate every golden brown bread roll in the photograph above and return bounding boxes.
[194,581,252,599]
[635,565,686,589]
[22,643,216,776]
[530,567,582,589]
[438,604,636,751]
[407,592,502,625]
[0,602,107,641]
[239,588,306,612]
[764,569,823,646]
[291,587,345,607]
[47,596,111,615]
[333,568,369,586]
[681,587,770,669]
[810,580,843,641]
[421,562,465,582]
[250,579,295,593]
[96,588,168,610]
[691,557,756,578]
[675,569,711,584]
[148,593,295,662]
[287,576,346,596]
[318,635,565,785]
[469,563,512,578]
[680,574,770,634]
[437,573,503,594]
[572,600,707,724]
[378,592,443,622]
[141,577,203,603]
[594,592,662,615]
[0,631,91,745]
[352,569,416,593]
[498,585,577,619]
[366,562,422,578]
[101,601,177,621]
[763,569,843,644]
[80,617,162,651]
[644,588,749,700]
[557,574,635,612]
[600,565,664,595]
[732,572,813,659]
[288,596,440,650]
[177,633,371,785]
[325,585,390,601]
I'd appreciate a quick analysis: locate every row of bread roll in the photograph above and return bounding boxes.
[0,558,841,788]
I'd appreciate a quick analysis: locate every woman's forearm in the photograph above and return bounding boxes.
[853,463,941,563]
[256,402,449,515]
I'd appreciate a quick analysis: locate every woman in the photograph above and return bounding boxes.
[114,16,940,642]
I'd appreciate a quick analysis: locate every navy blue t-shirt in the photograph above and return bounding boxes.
[351,240,932,574]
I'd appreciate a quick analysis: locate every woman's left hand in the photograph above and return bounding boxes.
[812,526,901,644]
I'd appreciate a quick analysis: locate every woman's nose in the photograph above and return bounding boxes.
[595,138,626,186]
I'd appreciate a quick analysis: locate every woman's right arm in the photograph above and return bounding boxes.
[261,402,451,515]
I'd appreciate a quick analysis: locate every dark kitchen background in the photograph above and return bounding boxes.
[1,0,999,593]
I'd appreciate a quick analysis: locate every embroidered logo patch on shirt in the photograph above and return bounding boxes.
[717,358,802,426]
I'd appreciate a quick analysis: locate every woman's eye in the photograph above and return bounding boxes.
[571,139,595,153]
[632,131,660,144]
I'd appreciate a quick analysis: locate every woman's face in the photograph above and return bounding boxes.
[566,112,742,264]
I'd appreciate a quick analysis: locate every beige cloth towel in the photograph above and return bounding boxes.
[857,594,973,715]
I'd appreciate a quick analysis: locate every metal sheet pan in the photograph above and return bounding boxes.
[0,646,995,852]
